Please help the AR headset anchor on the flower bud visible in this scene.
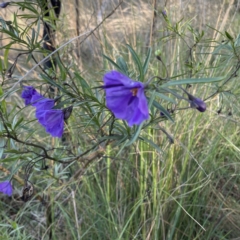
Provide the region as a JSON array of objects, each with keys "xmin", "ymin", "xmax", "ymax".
[
  {"xmin": 63, "ymin": 106, "xmax": 73, "ymax": 120},
  {"xmin": 180, "ymin": 87, "xmax": 206, "ymax": 112},
  {"xmin": 0, "ymin": 2, "xmax": 10, "ymax": 8},
  {"xmin": 189, "ymin": 95, "xmax": 206, "ymax": 112},
  {"xmin": 162, "ymin": 9, "xmax": 168, "ymax": 18},
  {"xmin": 155, "ymin": 49, "xmax": 162, "ymax": 61},
  {"xmin": 155, "ymin": 49, "xmax": 162, "ymax": 56}
]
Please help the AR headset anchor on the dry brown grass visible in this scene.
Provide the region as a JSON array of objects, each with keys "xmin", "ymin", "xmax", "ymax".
[{"xmin": 0, "ymin": 0, "xmax": 239, "ymax": 73}]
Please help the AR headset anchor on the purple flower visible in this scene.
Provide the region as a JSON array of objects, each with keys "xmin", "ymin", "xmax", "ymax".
[
  {"xmin": 36, "ymin": 109, "xmax": 64, "ymax": 137},
  {"xmin": 21, "ymin": 86, "xmax": 68, "ymax": 137},
  {"xmin": 162, "ymin": 9, "xmax": 167, "ymax": 18},
  {"xmin": 103, "ymin": 70, "xmax": 149, "ymax": 126},
  {"xmin": 190, "ymin": 98, "xmax": 206, "ymax": 112},
  {"xmin": 188, "ymin": 95, "xmax": 206, "ymax": 112},
  {"xmin": 0, "ymin": 181, "xmax": 12, "ymax": 196},
  {"xmin": 21, "ymin": 86, "xmax": 55, "ymax": 110}
]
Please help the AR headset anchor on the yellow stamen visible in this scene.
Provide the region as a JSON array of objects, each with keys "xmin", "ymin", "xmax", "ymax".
[{"xmin": 131, "ymin": 88, "xmax": 138, "ymax": 96}]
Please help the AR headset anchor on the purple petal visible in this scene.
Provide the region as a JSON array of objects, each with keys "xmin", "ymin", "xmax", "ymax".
[
  {"xmin": 106, "ymin": 92, "xmax": 133, "ymax": 119},
  {"xmin": 36, "ymin": 109, "xmax": 64, "ymax": 137},
  {"xmin": 0, "ymin": 181, "xmax": 12, "ymax": 196},
  {"xmin": 36, "ymin": 110, "xmax": 48, "ymax": 127},
  {"xmin": 32, "ymin": 96, "xmax": 55, "ymax": 111},
  {"xmin": 21, "ymin": 86, "xmax": 55, "ymax": 110},
  {"xmin": 124, "ymin": 93, "xmax": 149, "ymax": 127},
  {"xmin": 21, "ymin": 86, "xmax": 41, "ymax": 106},
  {"xmin": 137, "ymin": 88, "xmax": 149, "ymax": 117},
  {"xmin": 128, "ymin": 106, "xmax": 147, "ymax": 126},
  {"xmin": 104, "ymin": 70, "xmax": 143, "ymax": 89}
]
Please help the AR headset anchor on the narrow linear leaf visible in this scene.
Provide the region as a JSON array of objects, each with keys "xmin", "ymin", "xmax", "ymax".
[
  {"xmin": 152, "ymin": 100, "xmax": 174, "ymax": 122},
  {"xmin": 35, "ymin": 18, "xmax": 41, "ymax": 45},
  {"xmin": 0, "ymin": 58, "xmax": 2, "ymax": 71},
  {"xmin": 161, "ymin": 76, "xmax": 225, "ymax": 87},
  {"xmin": 126, "ymin": 44, "xmax": 144, "ymax": 81},
  {"xmin": 139, "ymin": 136, "xmax": 162, "ymax": 152},
  {"xmin": 74, "ymin": 72, "xmax": 92, "ymax": 94},
  {"xmin": 103, "ymin": 54, "xmax": 121, "ymax": 70},
  {"xmin": 126, "ymin": 122, "xmax": 144, "ymax": 146},
  {"xmin": 40, "ymin": 73, "xmax": 63, "ymax": 90},
  {"xmin": 31, "ymin": 28, "xmax": 35, "ymax": 45},
  {"xmin": 143, "ymin": 47, "xmax": 152, "ymax": 75},
  {"xmin": 116, "ymin": 56, "xmax": 129, "ymax": 75},
  {"xmin": 155, "ymin": 92, "xmax": 176, "ymax": 103},
  {"xmin": 1, "ymin": 156, "xmax": 20, "ymax": 163},
  {"xmin": 13, "ymin": 117, "xmax": 24, "ymax": 130},
  {"xmin": 0, "ymin": 85, "xmax": 7, "ymax": 113},
  {"xmin": 225, "ymin": 31, "xmax": 234, "ymax": 41},
  {"xmin": 4, "ymin": 47, "xmax": 10, "ymax": 69}
]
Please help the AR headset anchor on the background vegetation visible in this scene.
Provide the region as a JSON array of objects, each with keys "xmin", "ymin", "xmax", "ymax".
[{"xmin": 1, "ymin": 0, "xmax": 240, "ymax": 239}]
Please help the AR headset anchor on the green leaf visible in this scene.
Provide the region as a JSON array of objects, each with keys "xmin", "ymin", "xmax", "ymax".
[
  {"xmin": 12, "ymin": 117, "xmax": 24, "ymax": 130},
  {"xmin": 116, "ymin": 139, "xmax": 129, "ymax": 157},
  {"xmin": 74, "ymin": 72, "xmax": 91, "ymax": 94},
  {"xmin": 139, "ymin": 136, "xmax": 162, "ymax": 152},
  {"xmin": 212, "ymin": 43, "xmax": 233, "ymax": 55},
  {"xmin": 155, "ymin": 92, "xmax": 176, "ymax": 103},
  {"xmin": 1, "ymin": 156, "xmax": 20, "ymax": 163},
  {"xmin": 126, "ymin": 122, "xmax": 144, "ymax": 146},
  {"xmin": 11, "ymin": 221, "xmax": 18, "ymax": 230},
  {"xmin": 152, "ymin": 101, "xmax": 174, "ymax": 122},
  {"xmin": 116, "ymin": 56, "xmax": 129, "ymax": 75},
  {"xmin": 40, "ymin": 73, "xmax": 63, "ymax": 90},
  {"xmin": 126, "ymin": 44, "xmax": 144, "ymax": 81},
  {"xmin": 0, "ymin": 85, "xmax": 6, "ymax": 114},
  {"xmin": 147, "ymin": 90, "xmax": 157, "ymax": 109},
  {"xmin": 31, "ymin": 28, "xmax": 35, "ymax": 45},
  {"xmin": 16, "ymin": 2, "xmax": 39, "ymax": 15},
  {"xmin": 103, "ymin": 54, "xmax": 121, "ymax": 70},
  {"xmin": 235, "ymin": 33, "xmax": 240, "ymax": 47},
  {"xmin": 56, "ymin": 58, "xmax": 67, "ymax": 81},
  {"xmin": 143, "ymin": 47, "xmax": 152, "ymax": 75},
  {"xmin": 35, "ymin": 18, "xmax": 41, "ymax": 45},
  {"xmin": 225, "ymin": 31, "xmax": 234, "ymax": 41},
  {"xmin": 0, "ymin": 135, "xmax": 5, "ymax": 159},
  {"xmin": 160, "ymin": 76, "xmax": 224, "ymax": 87},
  {"xmin": 3, "ymin": 47, "xmax": 10, "ymax": 69}
]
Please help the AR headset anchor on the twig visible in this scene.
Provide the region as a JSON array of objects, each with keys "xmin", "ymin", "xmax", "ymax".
[
  {"xmin": 147, "ymin": 0, "xmax": 157, "ymax": 47},
  {"xmin": 72, "ymin": 147, "xmax": 105, "ymax": 180}
]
